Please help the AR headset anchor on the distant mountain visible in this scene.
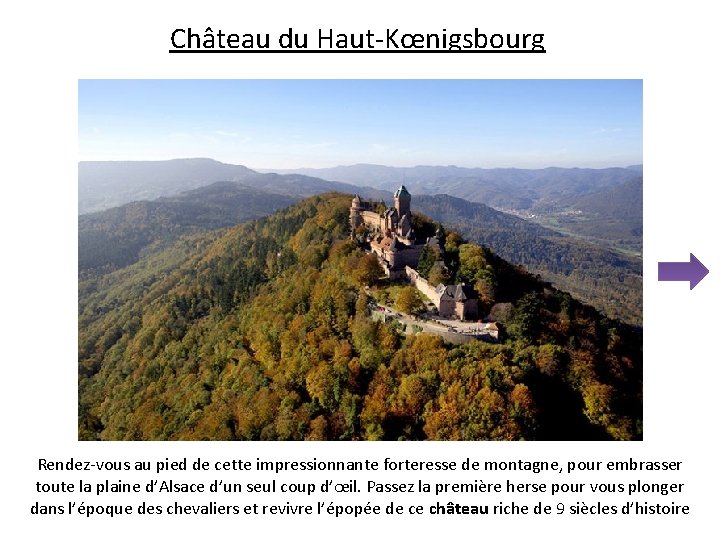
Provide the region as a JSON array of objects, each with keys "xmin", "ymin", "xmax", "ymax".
[
  {"xmin": 79, "ymin": 158, "xmax": 255, "ymax": 214},
  {"xmin": 561, "ymin": 177, "xmax": 642, "ymax": 220},
  {"xmin": 412, "ymin": 194, "xmax": 562, "ymax": 239},
  {"xmin": 79, "ymin": 182, "xmax": 300, "ymax": 276},
  {"xmin": 79, "ymin": 158, "xmax": 387, "ymax": 214},
  {"xmin": 267, "ymin": 163, "xmax": 643, "ymax": 254},
  {"xmin": 266, "ymin": 163, "xmax": 643, "ymax": 208},
  {"xmin": 531, "ymin": 177, "xmax": 643, "ymax": 253}
]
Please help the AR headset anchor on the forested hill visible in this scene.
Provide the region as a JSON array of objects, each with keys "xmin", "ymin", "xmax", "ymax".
[
  {"xmin": 79, "ymin": 193, "xmax": 642, "ymax": 441},
  {"xmin": 79, "ymin": 158, "xmax": 388, "ymax": 214},
  {"xmin": 269, "ymin": 163, "xmax": 644, "ymax": 260},
  {"xmin": 79, "ymin": 159, "xmax": 256, "ymax": 214},
  {"xmin": 413, "ymin": 194, "xmax": 642, "ymax": 325},
  {"xmin": 536, "ymin": 177, "xmax": 643, "ymax": 253},
  {"xmin": 80, "ymin": 180, "xmax": 642, "ymax": 324},
  {"xmin": 79, "ymin": 182, "xmax": 300, "ymax": 277},
  {"xmin": 268, "ymin": 164, "xmax": 642, "ymax": 210}
]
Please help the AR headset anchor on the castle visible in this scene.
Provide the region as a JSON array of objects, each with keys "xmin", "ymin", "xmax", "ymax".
[
  {"xmin": 350, "ymin": 186, "xmax": 479, "ymax": 321},
  {"xmin": 350, "ymin": 186, "xmax": 425, "ymax": 279}
]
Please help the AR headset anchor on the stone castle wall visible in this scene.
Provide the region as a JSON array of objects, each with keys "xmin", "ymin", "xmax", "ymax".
[
  {"xmin": 358, "ymin": 210, "xmax": 383, "ymax": 231},
  {"xmin": 406, "ymin": 267, "xmax": 441, "ymax": 305}
]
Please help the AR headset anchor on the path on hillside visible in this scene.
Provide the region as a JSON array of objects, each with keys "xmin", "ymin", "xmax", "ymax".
[{"xmin": 368, "ymin": 299, "xmax": 498, "ymax": 342}]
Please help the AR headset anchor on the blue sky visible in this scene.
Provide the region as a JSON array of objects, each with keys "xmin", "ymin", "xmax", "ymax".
[{"xmin": 78, "ymin": 80, "xmax": 642, "ymax": 168}]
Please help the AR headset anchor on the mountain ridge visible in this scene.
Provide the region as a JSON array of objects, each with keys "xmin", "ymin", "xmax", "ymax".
[
  {"xmin": 79, "ymin": 158, "xmax": 388, "ymax": 214},
  {"xmin": 79, "ymin": 180, "xmax": 642, "ymax": 324},
  {"xmin": 263, "ymin": 163, "xmax": 643, "ymax": 252}
]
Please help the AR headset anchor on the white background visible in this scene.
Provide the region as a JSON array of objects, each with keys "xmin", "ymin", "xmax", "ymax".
[{"xmin": 2, "ymin": 0, "xmax": 718, "ymax": 538}]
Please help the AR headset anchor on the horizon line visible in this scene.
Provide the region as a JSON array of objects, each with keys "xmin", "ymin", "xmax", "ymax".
[{"xmin": 78, "ymin": 157, "xmax": 643, "ymax": 170}]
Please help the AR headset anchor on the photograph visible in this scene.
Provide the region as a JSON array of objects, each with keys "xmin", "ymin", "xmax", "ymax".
[{"xmin": 78, "ymin": 79, "xmax": 642, "ymax": 441}]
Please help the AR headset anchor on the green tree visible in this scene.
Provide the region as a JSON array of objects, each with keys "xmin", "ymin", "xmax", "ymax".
[
  {"xmin": 445, "ymin": 231, "xmax": 464, "ymax": 251},
  {"xmin": 395, "ymin": 286, "xmax": 424, "ymax": 315},
  {"xmin": 417, "ymin": 245, "xmax": 441, "ymax": 278},
  {"xmin": 457, "ymin": 244, "xmax": 487, "ymax": 282},
  {"xmin": 427, "ymin": 262, "xmax": 451, "ymax": 286},
  {"xmin": 506, "ymin": 292, "xmax": 543, "ymax": 343},
  {"xmin": 352, "ymin": 254, "xmax": 384, "ymax": 286}
]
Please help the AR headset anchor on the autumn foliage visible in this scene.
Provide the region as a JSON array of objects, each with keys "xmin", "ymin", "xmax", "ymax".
[{"xmin": 79, "ymin": 194, "xmax": 642, "ymax": 441}]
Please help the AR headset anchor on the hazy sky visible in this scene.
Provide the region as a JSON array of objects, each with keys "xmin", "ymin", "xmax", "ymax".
[{"xmin": 78, "ymin": 80, "xmax": 642, "ymax": 169}]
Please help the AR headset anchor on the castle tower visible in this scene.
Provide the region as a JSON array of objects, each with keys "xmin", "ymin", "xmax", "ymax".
[
  {"xmin": 394, "ymin": 185, "xmax": 411, "ymax": 219},
  {"xmin": 350, "ymin": 194, "xmax": 362, "ymax": 228}
]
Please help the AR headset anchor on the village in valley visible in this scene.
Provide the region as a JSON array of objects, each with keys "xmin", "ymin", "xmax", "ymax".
[{"xmin": 350, "ymin": 186, "xmax": 500, "ymax": 343}]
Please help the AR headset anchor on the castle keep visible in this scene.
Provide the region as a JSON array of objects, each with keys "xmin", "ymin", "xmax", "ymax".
[{"xmin": 350, "ymin": 186, "xmax": 479, "ymax": 321}]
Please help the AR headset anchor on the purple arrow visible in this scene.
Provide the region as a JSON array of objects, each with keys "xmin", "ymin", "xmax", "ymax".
[{"xmin": 658, "ymin": 253, "xmax": 709, "ymax": 290}]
